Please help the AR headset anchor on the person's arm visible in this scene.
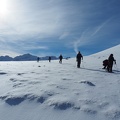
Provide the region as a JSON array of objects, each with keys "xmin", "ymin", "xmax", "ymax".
[
  {"xmin": 81, "ymin": 54, "xmax": 83, "ymax": 60},
  {"xmin": 114, "ymin": 58, "xmax": 116, "ymax": 64},
  {"xmin": 76, "ymin": 55, "xmax": 78, "ymax": 61}
]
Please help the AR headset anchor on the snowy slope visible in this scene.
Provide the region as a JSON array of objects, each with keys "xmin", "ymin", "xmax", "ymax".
[
  {"xmin": 0, "ymin": 44, "xmax": 120, "ymax": 120},
  {"xmin": 89, "ymin": 44, "xmax": 120, "ymax": 63}
]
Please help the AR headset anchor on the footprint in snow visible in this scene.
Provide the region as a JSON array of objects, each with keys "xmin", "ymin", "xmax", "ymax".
[
  {"xmin": 81, "ymin": 107, "xmax": 97, "ymax": 114},
  {"xmin": 80, "ymin": 81, "xmax": 95, "ymax": 86},
  {"xmin": 50, "ymin": 101, "xmax": 74, "ymax": 110},
  {"xmin": 5, "ymin": 97, "xmax": 25, "ymax": 106},
  {"xmin": 0, "ymin": 72, "xmax": 7, "ymax": 75},
  {"xmin": 17, "ymin": 73, "xmax": 25, "ymax": 76},
  {"xmin": 105, "ymin": 109, "xmax": 120, "ymax": 120}
]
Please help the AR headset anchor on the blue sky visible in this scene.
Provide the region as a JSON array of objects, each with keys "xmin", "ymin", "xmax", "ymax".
[{"xmin": 0, "ymin": 0, "xmax": 120, "ymax": 57}]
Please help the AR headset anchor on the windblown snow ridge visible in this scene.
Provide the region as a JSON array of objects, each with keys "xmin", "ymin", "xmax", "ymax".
[
  {"xmin": 0, "ymin": 94, "xmax": 75, "ymax": 110},
  {"xmin": 1, "ymin": 93, "xmax": 120, "ymax": 120}
]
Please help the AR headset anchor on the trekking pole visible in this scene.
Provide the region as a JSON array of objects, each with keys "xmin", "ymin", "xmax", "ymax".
[
  {"xmin": 114, "ymin": 63, "xmax": 119, "ymax": 71},
  {"xmin": 75, "ymin": 61, "xmax": 77, "ymax": 68},
  {"xmin": 81, "ymin": 60, "xmax": 84, "ymax": 68},
  {"xmin": 113, "ymin": 61, "xmax": 119, "ymax": 72}
]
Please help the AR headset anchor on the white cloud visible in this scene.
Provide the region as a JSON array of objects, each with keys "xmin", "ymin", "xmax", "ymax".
[
  {"xmin": 91, "ymin": 19, "xmax": 111, "ymax": 36},
  {"xmin": 22, "ymin": 45, "xmax": 49, "ymax": 51},
  {"xmin": 0, "ymin": 50, "xmax": 21, "ymax": 57},
  {"xmin": 59, "ymin": 32, "xmax": 70, "ymax": 40},
  {"xmin": 0, "ymin": 0, "xmax": 67, "ymax": 39},
  {"xmin": 0, "ymin": 0, "xmax": 119, "ymax": 56},
  {"xmin": 73, "ymin": 19, "xmax": 111, "ymax": 53}
]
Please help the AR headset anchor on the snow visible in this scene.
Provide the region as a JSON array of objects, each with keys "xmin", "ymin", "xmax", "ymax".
[{"xmin": 0, "ymin": 44, "xmax": 120, "ymax": 120}]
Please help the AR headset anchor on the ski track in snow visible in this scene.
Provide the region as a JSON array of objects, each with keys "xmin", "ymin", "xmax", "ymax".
[{"xmin": 0, "ymin": 45, "xmax": 120, "ymax": 120}]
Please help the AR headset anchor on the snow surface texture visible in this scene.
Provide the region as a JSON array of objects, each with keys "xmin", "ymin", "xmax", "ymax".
[{"xmin": 0, "ymin": 44, "xmax": 120, "ymax": 120}]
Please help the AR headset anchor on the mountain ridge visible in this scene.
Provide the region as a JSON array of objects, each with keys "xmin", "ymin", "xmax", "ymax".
[{"xmin": 0, "ymin": 53, "xmax": 58, "ymax": 61}]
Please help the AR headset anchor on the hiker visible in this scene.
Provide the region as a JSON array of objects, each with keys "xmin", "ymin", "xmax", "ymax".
[
  {"xmin": 102, "ymin": 59, "xmax": 109, "ymax": 69},
  {"xmin": 107, "ymin": 54, "xmax": 116, "ymax": 72},
  {"xmin": 49, "ymin": 56, "xmax": 51, "ymax": 62},
  {"xmin": 59, "ymin": 54, "xmax": 63, "ymax": 63},
  {"xmin": 76, "ymin": 51, "xmax": 83, "ymax": 68},
  {"xmin": 37, "ymin": 57, "xmax": 40, "ymax": 62}
]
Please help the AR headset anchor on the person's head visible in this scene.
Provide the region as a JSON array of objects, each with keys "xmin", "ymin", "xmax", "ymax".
[
  {"xmin": 110, "ymin": 54, "xmax": 113, "ymax": 57},
  {"xmin": 78, "ymin": 51, "xmax": 80, "ymax": 54}
]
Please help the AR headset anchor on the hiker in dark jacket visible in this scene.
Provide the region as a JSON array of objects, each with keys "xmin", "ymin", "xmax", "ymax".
[
  {"xmin": 59, "ymin": 54, "xmax": 63, "ymax": 63},
  {"xmin": 49, "ymin": 56, "xmax": 51, "ymax": 62},
  {"xmin": 76, "ymin": 51, "xmax": 83, "ymax": 68},
  {"xmin": 37, "ymin": 57, "xmax": 40, "ymax": 62},
  {"xmin": 107, "ymin": 54, "xmax": 116, "ymax": 72},
  {"xmin": 102, "ymin": 59, "xmax": 108, "ymax": 69}
]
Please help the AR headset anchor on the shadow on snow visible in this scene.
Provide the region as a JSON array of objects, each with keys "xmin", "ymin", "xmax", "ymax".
[{"xmin": 80, "ymin": 67, "xmax": 120, "ymax": 74}]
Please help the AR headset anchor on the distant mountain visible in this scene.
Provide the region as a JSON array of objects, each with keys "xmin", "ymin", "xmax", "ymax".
[
  {"xmin": 14, "ymin": 53, "xmax": 37, "ymax": 61},
  {"xmin": 0, "ymin": 53, "xmax": 58, "ymax": 61},
  {"xmin": 0, "ymin": 55, "xmax": 13, "ymax": 61}
]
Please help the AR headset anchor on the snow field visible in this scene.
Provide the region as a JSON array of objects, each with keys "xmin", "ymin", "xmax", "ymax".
[{"xmin": 0, "ymin": 44, "xmax": 120, "ymax": 120}]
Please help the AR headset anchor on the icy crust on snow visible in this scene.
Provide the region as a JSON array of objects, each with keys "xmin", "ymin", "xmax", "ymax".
[{"xmin": 0, "ymin": 44, "xmax": 120, "ymax": 120}]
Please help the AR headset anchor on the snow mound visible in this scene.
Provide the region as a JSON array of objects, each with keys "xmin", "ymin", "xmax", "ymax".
[
  {"xmin": 104, "ymin": 108, "xmax": 120, "ymax": 119},
  {"xmin": 49, "ymin": 100, "xmax": 74, "ymax": 110}
]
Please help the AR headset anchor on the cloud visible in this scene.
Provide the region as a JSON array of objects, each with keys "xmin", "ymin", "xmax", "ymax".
[
  {"xmin": 0, "ymin": 0, "xmax": 67, "ymax": 38},
  {"xmin": 21, "ymin": 45, "xmax": 49, "ymax": 51},
  {"xmin": 91, "ymin": 19, "xmax": 111, "ymax": 36},
  {"xmin": 59, "ymin": 32, "xmax": 70, "ymax": 40},
  {"xmin": 73, "ymin": 30, "xmax": 90, "ymax": 53},
  {"xmin": 0, "ymin": 0, "xmax": 82, "ymax": 57},
  {"xmin": 0, "ymin": 50, "xmax": 21, "ymax": 57},
  {"xmin": 0, "ymin": 0, "xmax": 88, "ymax": 41},
  {"xmin": 73, "ymin": 19, "xmax": 111, "ymax": 53},
  {"xmin": 0, "ymin": 0, "xmax": 119, "ymax": 57}
]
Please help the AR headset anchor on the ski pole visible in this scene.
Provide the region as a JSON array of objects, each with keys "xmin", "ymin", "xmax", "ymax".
[
  {"xmin": 114, "ymin": 63, "xmax": 119, "ymax": 71},
  {"xmin": 115, "ymin": 64, "xmax": 119, "ymax": 71},
  {"xmin": 82, "ymin": 60, "xmax": 84, "ymax": 68}
]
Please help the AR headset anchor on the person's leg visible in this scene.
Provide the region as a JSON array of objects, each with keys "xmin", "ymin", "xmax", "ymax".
[
  {"xmin": 110, "ymin": 64, "xmax": 113, "ymax": 72},
  {"xmin": 107, "ymin": 65, "xmax": 109, "ymax": 72},
  {"xmin": 77, "ymin": 61, "xmax": 80, "ymax": 68}
]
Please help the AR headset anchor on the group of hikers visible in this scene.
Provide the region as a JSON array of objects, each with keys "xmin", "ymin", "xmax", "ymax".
[
  {"xmin": 37, "ymin": 55, "xmax": 63, "ymax": 63},
  {"xmin": 37, "ymin": 51, "xmax": 116, "ymax": 73},
  {"xmin": 76, "ymin": 51, "xmax": 116, "ymax": 73}
]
